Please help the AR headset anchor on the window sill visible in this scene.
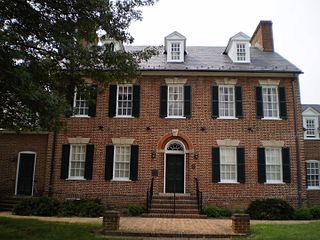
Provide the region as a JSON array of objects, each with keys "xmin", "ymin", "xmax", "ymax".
[
  {"xmin": 71, "ymin": 115, "xmax": 90, "ymax": 118},
  {"xmin": 218, "ymin": 181, "xmax": 240, "ymax": 184},
  {"xmin": 262, "ymin": 117, "xmax": 281, "ymax": 120},
  {"xmin": 304, "ymin": 138, "xmax": 320, "ymax": 140},
  {"xmin": 217, "ymin": 117, "xmax": 238, "ymax": 120},
  {"xmin": 66, "ymin": 178, "xmax": 86, "ymax": 181},
  {"xmin": 264, "ymin": 182, "xmax": 285, "ymax": 185},
  {"xmin": 111, "ymin": 179, "xmax": 132, "ymax": 182},
  {"xmin": 307, "ymin": 187, "xmax": 320, "ymax": 190},
  {"xmin": 114, "ymin": 116, "xmax": 134, "ymax": 119},
  {"xmin": 165, "ymin": 116, "xmax": 186, "ymax": 119}
]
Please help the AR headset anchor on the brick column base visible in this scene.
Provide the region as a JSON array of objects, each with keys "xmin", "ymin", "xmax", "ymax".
[
  {"xmin": 103, "ymin": 211, "xmax": 120, "ymax": 231},
  {"xmin": 232, "ymin": 213, "xmax": 250, "ymax": 234}
]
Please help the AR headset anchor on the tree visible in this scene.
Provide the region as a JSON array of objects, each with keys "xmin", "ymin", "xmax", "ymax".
[{"xmin": 0, "ymin": 0, "xmax": 158, "ymax": 131}]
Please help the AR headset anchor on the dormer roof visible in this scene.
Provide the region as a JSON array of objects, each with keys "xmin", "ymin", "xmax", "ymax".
[
  {"xmin": 164, "ymin": 31, "xmax": 186, "ymax": 53},
  {"xmin": 224, "ymin": 32, "xmax": 251, "ymax": 54}
]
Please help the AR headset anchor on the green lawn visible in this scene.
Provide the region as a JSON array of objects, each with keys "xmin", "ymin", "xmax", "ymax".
[{"xmin": 236, "ymin": 221, "xmax": 320, "ymax": 240}]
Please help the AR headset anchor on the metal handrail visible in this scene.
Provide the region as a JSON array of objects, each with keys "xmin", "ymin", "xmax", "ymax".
[
  {"xmin": 195, "ymin": 178, "xmax": 203, "ymax": 214},
  {"xmin": 146, "ymin": 178, "xmax": 154, "ymax": 213}
]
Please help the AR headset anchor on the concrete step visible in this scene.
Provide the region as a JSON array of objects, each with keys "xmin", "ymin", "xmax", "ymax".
[
  {"xmin": 151, "ymin": 203, "xmax": 198, "ymax": 209},
  {"xmin": 142, "ymin": 213, "xmax": 207, "ymax": 219},
  {"xmin": 149, "ymin": 208, "xmax": 199, "ymax": 214}
]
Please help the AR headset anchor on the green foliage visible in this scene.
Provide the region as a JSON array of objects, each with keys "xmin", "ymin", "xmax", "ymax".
[
  {"xmin": 294, "ymin": 208, "xmax": 313, "ymax": 220},
  {"xmin": 203, "ymin": 204, "xmax": 221, "ymax": 218},
  {"xmin": 127, "ymin": 204, "xmax": 145, "ymax": 216},
  {"xmin": 310, "ymin": 205, "xmax": 320, "ymax": 219},
  {"xmin": 218, "ymin": 208, "xmax": 233, "ymax": 217},
  {"xmin": 0, "ymin": 0, "xmax": 158, "ymax": 131},
  {"xmin": 246, "ymin": 198, "xmax": 294, "ymax": 220},
  {"xmin": 13, "ymin": 197, "xmax": 104, "ymax": 217}
]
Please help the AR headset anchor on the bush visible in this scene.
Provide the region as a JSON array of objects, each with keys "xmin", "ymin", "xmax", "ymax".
[
  {"xmin": 246, "ymin": 198, "xmax": 294, "ymax": 220},
  {"xmin": 128, "ymin": 204, "xmax": 145, "ymax": 216},
  {"xmin": 203, "ymin": 204, "xmax": 220, "ymax": 218},
  {"xmin": 58, "ymin": 199, "xmax": 104, "ymax": 217},
  {"xmin": 294, "ymin": 208, "xmax": 313, "ymax": 220},
  {"xmin": 13, "ymin": 197, "xmax": 60, "ymax": 216},
  {"xmin": 310, "ymin": 205, "xmax": 320, "ymax": 219},
  {"xmin": 218, "ymin": 208, "xmax": 233, "ymax": 217}
]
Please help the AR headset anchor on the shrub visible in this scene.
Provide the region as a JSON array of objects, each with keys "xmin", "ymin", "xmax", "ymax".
[
  {"xmin": 218, "ymin": 208, "xmax": 233, "ymax": 217},
  {"xmin": 128, "ymin": 204, "xmax": 145, "ymax": 216},
  {"xmin": 294, "ymin": 208, "xmax": 313, "ymax": 220},
  {"xmin": 203, "ymin": 204, "xmax": 220, "ymax": 218},
  {"xmin": 310, "ymin": 205, "xmax": 320, "ymax": 219},
  {"xmin": 58, "ymin": 200, "xmax": 79, "ymax": 217},
  {"xmin": 246, "ymin": 198, "xmax": 294, "ymax": 220},
  {"xmin": 13, "ymin": 198, "xmax": 35, "ymax": 216},
  {"xmin": 32, "ymin": 197, "xmax": 60, "ymax": 216},
  {"xmin": 58, "ymin": 199, "xmax": 104, "ymax": 217}
]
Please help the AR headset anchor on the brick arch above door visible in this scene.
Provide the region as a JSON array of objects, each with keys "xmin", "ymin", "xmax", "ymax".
[{"xmin": 157, "ymin": 130, "xmax": 193, "ymax": 152}]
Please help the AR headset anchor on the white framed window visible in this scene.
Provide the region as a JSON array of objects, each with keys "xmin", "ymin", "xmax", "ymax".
[
  {"xmin": 236, "ymin": 43, "xmax": 246, "ymax": 61},
  {"xmin": 69, "ymin": 144, "xmax": 86, "ymax": 179},
  {"xmin": 307, "ymin": 160, "xmax": 320, "ymax": 189},
  {"xmin": 262, "ymin": 86, "xmax": 279, "ymax": 119},
  {"xmin": 219, "ymin": 85, "xmax": 235, "ymax": 118},
  {"xmin": 265, "ymin": 148, "xmax": 282, "ymax": 183},
  {"xmin": 220, "ymin": 147, "xmax": 237, "ymax": 183},
  {"xmin": 116, "ymin": 84, "xmax": 133, "ymax": 117},
  {"xmin": 73, "ymin": 89, "xmax": 89, "ymax": 116},
  {"xmin": 113, "ymin": 145, "xmax": 131, "ymax": 180},
  {"xmin": 171, "ymin": 42, "xmax": 181, "ymax": 61},
  {"xmin": 304, "ymin": 117, "xmax": 319, "ymax": 139},
  {"xmin": 167, "ymin": 85, "xmax": 184, "ymax": 117}
]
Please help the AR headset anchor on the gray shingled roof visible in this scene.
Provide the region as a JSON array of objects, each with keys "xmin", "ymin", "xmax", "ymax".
[
  {"xmin": 125, "ymin": 46, "xmax": 301, "ymax": 73},
  {"xmin": 302, "ymin": 104, "xmax": 320, "ymax": 113}
]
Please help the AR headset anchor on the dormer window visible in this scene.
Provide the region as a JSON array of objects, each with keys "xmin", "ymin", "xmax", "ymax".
[
  {"xmin": 236, "ymin": 43, "xmax": 246, "ymax": 61},
  {"xmin": 165, "ymin": 31, "xmax": 186, "ymax": 63},
  {"xmin": 224, "ymin": 32, "xmax": 251, "ymax": 63}
]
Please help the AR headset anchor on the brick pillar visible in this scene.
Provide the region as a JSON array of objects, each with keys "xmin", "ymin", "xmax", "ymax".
[
  {"xmin": 103, "ymin": 211, "xmax": 120, "ymax": 231},
  {"xmin": 232, "ymin": 214, "xmax": 250, "ymax": 234}
]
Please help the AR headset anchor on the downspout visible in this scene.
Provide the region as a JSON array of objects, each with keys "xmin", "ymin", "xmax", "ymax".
[
  {"xmin": 291, "ymin": 77, "xmax": 302, "ymax": 207},
  {"xmin": 48, "ymin": 132, "xmax": 57, "ymax": 196}
]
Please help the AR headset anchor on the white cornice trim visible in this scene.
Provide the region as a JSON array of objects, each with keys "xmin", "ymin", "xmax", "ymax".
[
  {"xmin": 259, "ymin": 79, "xmax": 280, "ymax": 86},
  {"xmin": 261, "ymin": 140, "xmax": 285, "ymax": 147},
  {"xmin": 217, "ymin": 139, "xmax": 240, "ymax": 147},
  {"xmin": 68, "ymin": 137, "xmax": 90, "ymax": 144},
  {"xmin": 215, "ymin": 78, "xmax": 238, "ymax": 85},
  {"xmin": 112, "ymin": 138, "xmax": 135, "ymax": 145},
  {"xmin": 165, "ymin": 77, "xmax": 187, "ymax": 84}
]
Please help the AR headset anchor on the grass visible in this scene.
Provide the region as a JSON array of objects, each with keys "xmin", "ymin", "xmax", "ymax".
[
  {"xmin": 0, "ymin": 216, "xmax": 122, "ymax": 240},
  {"xmin": 236, "ymin": 221, "xmax": 320, "ymax": 240}
]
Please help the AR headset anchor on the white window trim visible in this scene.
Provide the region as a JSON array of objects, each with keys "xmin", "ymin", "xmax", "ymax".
[
  {"xmin": 265, "ymin": 147, "xmax": 283, "ymax": 184},
  {"xmin": 306, "ymin": 160, "xmax": 320, "ymax": 190},
  {"xmin": 116, "ymin": 84, "xmax": 133, "ymax": 118},
  {"xmin": 112, "ymin": 145, "xmax": 131, "ymax": 181},
  {"xmin": 304, "ymin": 116, "xmax": 319, "ymax": 139},
  {"xmin": 233, "ymin": 42, "xmax": 250, "ymax": 63},
  {"xmin": 218, "ymin": 85, "xmax": 236, "ymax": 119},
  {"xmin": 167, "ymin": 41, "xmax": 184, "ymax": 63},
  {"xmin": 262, "ymin": 85, "xmax": 280, "ymax": 120},
  {"xmin": 167, "ymin": 84, "xmax": 184, "ymax": 118},
  {"xmin": 73, "ymin": 88, "xmax": 89, "ymax": 117},
  {"xmin": 219, "ymin": 146, "xmax": 238, "ymax": 184},
  {"xmin": 67, "ymin": 144, "xmax": 86, "ymax": 180}
]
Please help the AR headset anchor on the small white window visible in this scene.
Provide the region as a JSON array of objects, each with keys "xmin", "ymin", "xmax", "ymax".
[
  {"xmin": 69, "ymin": 144, "xmax": 86, "ymax": 179},
  {"xmin": 171, "ymin": 43, "xmax": 181, "ymax": 61},
  {"xmin": 219, "ymin": 85, "xmax": 235, "ymax": 118},
  {"xmin": 220, "ymin": 147, "xmax": 237, "ymax": 183},
  {"xmin": 73, "ymin": 89, "xmax": 89, "ymax": 116},
  {"xmin": 265, "ymin": 148, "xmax": 282, "ymax": 183},
  {"xmin": 113, "ymin": 145, "xmax": 131, "ymax": 180},
  {"xmin": 167, "ymin": 85, "xmax": 184, "ymax": 117},
  {"xmin": 304, "ymin": 117, "xmax": 319, "ymax": 139},
  {"xmin": 116, "ymin": 85, "xmax": 133, "ymax": 117},
  {"xmin": 262, "ymin": 86, "xmax": 279, "ymax": 119},
  {"xmin": 307, "ymin": 160, "xmax": 320, "ymax": 189},
  {"xmin": 236, "ymin": 43, "xmax": 246, "ymax": 61}
]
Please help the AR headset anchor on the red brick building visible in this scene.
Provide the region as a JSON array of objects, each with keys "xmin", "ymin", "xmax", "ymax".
[{"xmin": 0, "ymin": 21, "xmax": 309, "ymax": 209}]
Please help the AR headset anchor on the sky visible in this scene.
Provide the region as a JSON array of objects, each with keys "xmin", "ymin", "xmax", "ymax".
[{"xmin": 128, "ymin": 0, "xmax": 320, "ymax": 104}]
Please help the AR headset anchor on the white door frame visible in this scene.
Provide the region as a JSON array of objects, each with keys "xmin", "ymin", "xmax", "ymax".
[
  {"xmin": 15, "ymin": 151, "xmax": 37, "ymax": 196},
  {"xmin": 163, "ymin": 140, "xmax": 186, "ymax": 194}
]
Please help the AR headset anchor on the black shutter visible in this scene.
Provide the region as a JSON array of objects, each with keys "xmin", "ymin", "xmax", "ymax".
[
  {"xmin": 282, "ymin": 147, "xmax": 291, "ymax": 183},
  {"xmin": 256, "ymin": 87, "xmax": 263, "ymax": 119},
  {"xmin": 279, "ymin": 87, "xmax": 287, "ymax": 120},
  {"xmin": 235, "ymin": 86, "xmax": 243, "ymax": 118},
  {"xmin": 237, "ymin": 148, "xmax": 245, "ymax": 183},
  {"xmin": 184, "ymin": 86, "xmax": 192, "ymax": 118},
  {"xmin": 65, "ymin": 86, "xmax": 75, "ymax": 117},
  {"xmin": 108, "ymin": 85, "xmax": 117, "ymax": 117},
  {"xmin": 212, "ymin": 86, "xmax": 219, "ymax": 118},
  {"xmin": 88, "ymin": 85, "xmax": 97, "ymax": 117},
  {"xmin": 132, "ymin": 85, "xmax": 140, "ymax": 117},
  {"xmin": 105, "ymin": 145, "xmax": 114, "ymax": 180},
  {"xmin": 130, "ymin": 145, "xmax": 139, "ymax": 181},
  {"xmin": 84, "ymin": 144, "xmax": 94, "ymax": 180},
  {"xmin": 257, "ymin": 148, "xmax": 266, "ymax": 183},
  {"xmin": 160, "ymin": 86, "xmax": 168, "ymax": 118},
  {"xmin": 212, "ymin": 147, "xmax": 220, "ymax": 183},
  {"xmin": 60, "ymin": 144, "xmax": 70, "ymax": 179}
]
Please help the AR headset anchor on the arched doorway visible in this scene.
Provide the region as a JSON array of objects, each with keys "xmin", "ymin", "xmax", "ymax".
[{"xmin": 164, "ymin": 140, "xmax": 186, "ymax": 193}]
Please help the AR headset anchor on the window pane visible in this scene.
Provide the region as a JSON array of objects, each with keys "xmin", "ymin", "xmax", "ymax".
[
  {"xmin": 74, "ymin": 90, "xmax": 89, "ymax": 116},
  {"xmin": 263, "ymin": 86, "xmax": 279, "ymax": 118},
  {"xmin": 171, "ymin": 43, "xmax": 181, "ymax": 60},
  {"xmin": 69, "ymin": 145, "xmax": 86, "ymax": 178},
  {"xmin": 168, "ymin": 85, "xmax": 184, "ymax": 117},
  {"xmin": 265, "ymin": 148, "xmax": 282, "ymax": 182},
  {"xmin": 219, "ymin": 86, "xmax": 235, "ymax": 117},
  {"xmin": 236, "ymin": 43, "xmax": 246, "ymax": 61},
  {"xmin": 117, "ymin": 85, "xmax": 133, "ymax": 116},
  {"xmin": 114, "ymin": 146, "xmax": 131, "ymax": 179},
  {"xmin": 307, "ymin": 161, "xmax": 320, "ymax": 187},
  {"xmin": 220, "ymin": 147, "xmax": 237, "ymax": 182}
]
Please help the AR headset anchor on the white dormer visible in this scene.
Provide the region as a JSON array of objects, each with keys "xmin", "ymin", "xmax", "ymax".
[
  {"xmin": 99, "ymin": 38, "xmax": 124, "ymax": 51},
  {"xmin": 302, "ymin": 107, "xmax": 320, "ymax": 139},
  {"xmin": 164, "ymin": 31, "xmax": 186, "ymax": 63},
  {"xmin": 224, "ymin": 32, "xmax": 251, "ymax": 63}
]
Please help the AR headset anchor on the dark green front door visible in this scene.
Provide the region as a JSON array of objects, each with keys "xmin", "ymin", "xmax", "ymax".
[
  {"xmin": 16, "ymin": 153, "xmax": 35, "ymax": 196},
  {"xmin": 166, "ymin": 154, "xmax": 184, "ymax": 193}
]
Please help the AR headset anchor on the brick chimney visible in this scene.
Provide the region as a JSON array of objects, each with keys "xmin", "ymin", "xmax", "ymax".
[{"xmin": 250, "ymin": 21, "xmax": 274, "ymax": 52}]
